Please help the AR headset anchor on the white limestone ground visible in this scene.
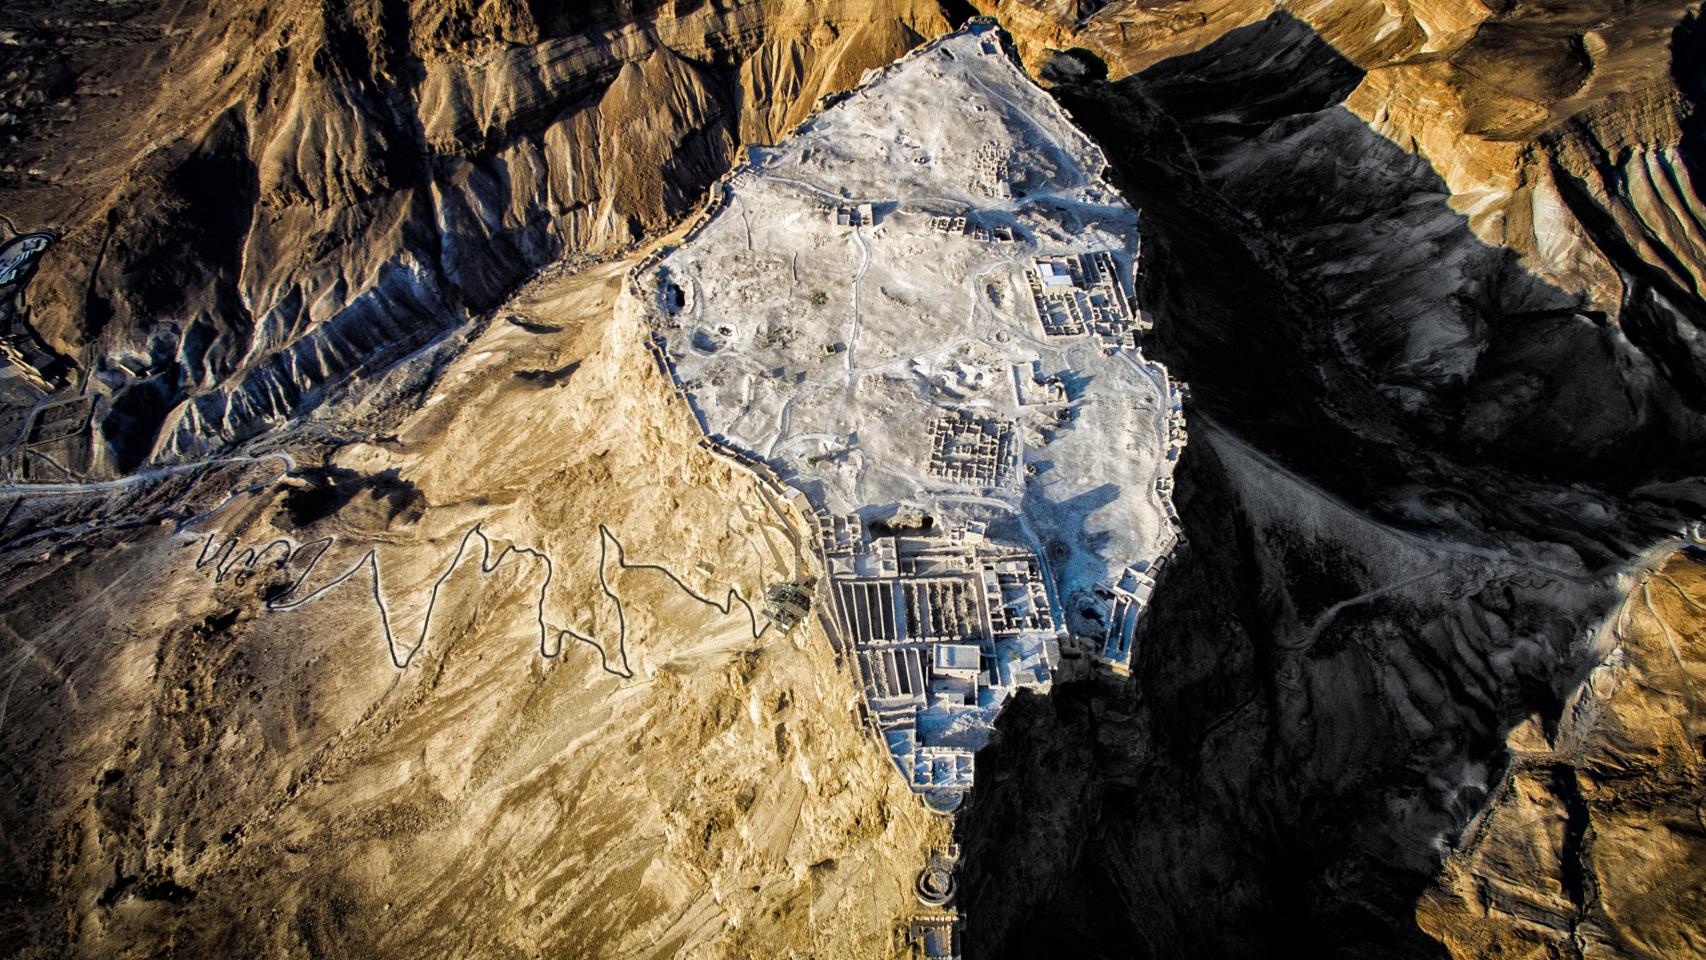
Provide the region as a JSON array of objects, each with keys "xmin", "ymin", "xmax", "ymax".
[
  {"xmin": 640, "ymin": 23, "xmax": 1185, "ymax": 807},
  {"xmin": 657, "ymin": 26, "xmax": 1177, "ymax": 600}
]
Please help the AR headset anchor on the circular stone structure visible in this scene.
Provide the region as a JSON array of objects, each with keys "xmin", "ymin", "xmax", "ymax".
[
  {"xmin": 915, "ymin": 862, "xmax": 957, "ymax": 907},
  {"xmin": 924, "ymin": 789, "xmax": 965, "ymax": 815}
]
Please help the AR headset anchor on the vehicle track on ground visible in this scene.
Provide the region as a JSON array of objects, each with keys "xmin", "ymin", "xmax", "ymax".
[{"xmin": 0, "ymin": 451, "xmax": 297, "ymax": 496}]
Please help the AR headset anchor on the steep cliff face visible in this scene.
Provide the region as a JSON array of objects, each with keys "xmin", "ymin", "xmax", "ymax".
[
  {"xmin": 5, "ymin": 2, "xmax": 1706, "ymax": 958},
  {"xmin": 1, "ymin": 0, "xmax": 947, "ymax": 478},
  {"xmin": 0, "ymin": 261, "xmax": 949, "ymax": 958},
  {"xmin": 946, "ymin": 3, "xmax": 1706, "ymax": 958},
  {"xmin": 1419, "ymin": 548, "xmax": 1706, "ymax": 960},
  {"xmin": 978, "ymin": 0, "xmax": 1706, "ymax": 476}
]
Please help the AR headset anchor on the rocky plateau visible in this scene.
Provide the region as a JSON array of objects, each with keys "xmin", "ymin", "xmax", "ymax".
[{"xmin": 0, "ymin": 1, "xmax": 1703, "ymax": 958}]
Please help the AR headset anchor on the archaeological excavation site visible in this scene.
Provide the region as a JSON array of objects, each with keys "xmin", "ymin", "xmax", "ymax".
[{"xmin": 0, "ymin": 1, "xmax": 1703, "ymax": 958}]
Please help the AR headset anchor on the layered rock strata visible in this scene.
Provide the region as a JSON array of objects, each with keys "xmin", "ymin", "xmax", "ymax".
[{"xmin": 0, "ymin": 0, "xmax": 949, "ymax": 478}]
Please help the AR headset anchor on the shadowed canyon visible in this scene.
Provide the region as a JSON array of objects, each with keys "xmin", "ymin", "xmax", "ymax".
[{"xmin": 0, "ymin": 1, "xmax": 1703, "ymax": 958}]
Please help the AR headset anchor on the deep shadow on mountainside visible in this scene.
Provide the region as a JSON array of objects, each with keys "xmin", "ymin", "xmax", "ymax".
[
  {"xmin": 954, "ymin": 11, "xmax": 1706, "ymax": 960},
  {"xmin": 0, "ymin": 0, "xmax": 951, "ymax": 476},
  {"xmin": 1, "ymin": 1, "xmax": 1705, "ymax": 957}
]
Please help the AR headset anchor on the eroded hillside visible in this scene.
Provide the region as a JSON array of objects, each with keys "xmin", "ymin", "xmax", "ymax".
[
  {"xmin": 2, "ymin": 1, "xmax": 1706, "ymax": 958},
  {"xmin": 1420, "ymin": 547, "xmax": 1706, "ymax": 960},
  {"xmin": 0, "ymin": 259, "xmax": 949, "ymax": 958},
  {"xmin": 0, "ymin": 0, "xmax": 948, "ymax": 477},
  {"xmin": 949, "ymin": 2, "xmax": 1706, "ymax": 957}
]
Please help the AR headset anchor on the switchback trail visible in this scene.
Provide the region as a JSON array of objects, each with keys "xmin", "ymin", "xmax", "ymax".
[{"xmin": 194, "ymin": 521, "xmax": 772, "ymax": 679}]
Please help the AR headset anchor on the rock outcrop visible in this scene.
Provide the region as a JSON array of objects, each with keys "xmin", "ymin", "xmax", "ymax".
[
  {"xmin": 0, "ymin": 261, "xmax": 948, "ymax": 958},
  {"xmin": 946, "ymin": 3, "xmax": 1706, "ymax": 958},
  {"xmin": 4, "ymin": 1, "xmax": 1706, "ymax": 958},
  {"xmin": 1, "ymin": 0, "xmax": 947, "ymax": 478},
  {"xmin": 1419, "ymin": 548, "xmax": 1706, "ymax": 960}
]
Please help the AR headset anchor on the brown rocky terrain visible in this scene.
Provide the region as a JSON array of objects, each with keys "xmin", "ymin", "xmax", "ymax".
[
  {"xmin": 0, "ymin": 259, "xmax": 948, "ymax": 958},
  {"xmin": 947, "ymin": 2, "xmax": 1706, "ymax": 958},
  {"xmin": 2, "ymin": 0, "xmax": 1706, "ymax": 957},
  {"xmin": 0, "ymin": 0, "xmax": 947, "ymax": 477},
  {"xmin": 1419, "ymin": 547, "xmax": 1706, "ymax": 959}
]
